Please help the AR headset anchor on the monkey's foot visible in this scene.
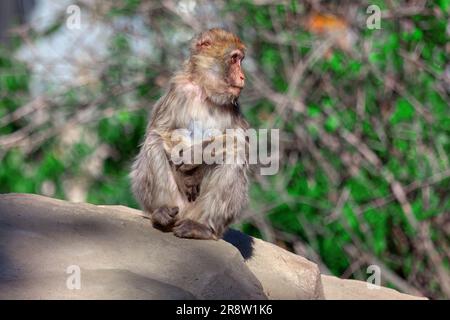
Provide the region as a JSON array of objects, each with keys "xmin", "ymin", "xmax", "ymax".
[
  {"xmin": 173, "ymin": 219, "xmax": 217, "ymax": 240},
  {"xmin": 152, "ymin": 206, "xmax": 179, "ymax": 228}
]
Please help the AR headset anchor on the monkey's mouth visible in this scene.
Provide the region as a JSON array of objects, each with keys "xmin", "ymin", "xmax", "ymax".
[
  {"xmin": 228, "ymin": 86, "xmax": 243, "ymax": 97},
  {"xmin": 229, "ymin": 85, "xmax": 244, "ymax": 92}
]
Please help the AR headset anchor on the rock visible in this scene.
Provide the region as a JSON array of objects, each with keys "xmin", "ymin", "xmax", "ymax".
[
  {"xmin": 0, "ymin": 193, "xmax": 426, "ymax": 300},
  {"xmin": 321, "ymin": 275, "xmax": 427, "ymax": 300},
  {"xmin": 0, "ymin": 193, "xmax": 265, "ymax": 299},
  {"xmin": 224, "ymin": 229, "xmax": 323, "ymax": 299}
]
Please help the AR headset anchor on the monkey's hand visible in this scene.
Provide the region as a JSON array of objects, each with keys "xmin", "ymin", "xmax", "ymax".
[{"xmin": 175, "ymin": 136, "xmax": 215, "ymax": 172}]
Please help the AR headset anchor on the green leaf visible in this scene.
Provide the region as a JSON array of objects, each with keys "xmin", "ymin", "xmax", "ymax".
[
  {"xmin": 325, "ymin": 115, "xmax": 340, "ymax": 132},
  {"xmin": 438, "ymin": 0, "xmax": 450, "ymax": 11},
  {"xmin": 390, "ymin": 98, "xmax": 415, "ymax": 124}
]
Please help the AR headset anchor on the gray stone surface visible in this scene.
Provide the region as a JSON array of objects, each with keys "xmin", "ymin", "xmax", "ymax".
[
  {"xmin": 0, "ymin": 193, "xmax": 265, "ymax": 299},
  {"xmin": 224, "ymin": 229, "xmax": 323, "ymax": 299},
  {"xmin": 0, "ymin": 193, "xmax": 427, "ymax": 300},
  {"xmin": 321, "ymin": 275, "xmax": 428, "ymax": 300}
]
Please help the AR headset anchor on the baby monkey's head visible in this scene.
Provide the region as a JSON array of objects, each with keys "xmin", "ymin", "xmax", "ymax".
[{"xmin": 188, "ymin": 28, "xmax": 246, "ymax": 105}]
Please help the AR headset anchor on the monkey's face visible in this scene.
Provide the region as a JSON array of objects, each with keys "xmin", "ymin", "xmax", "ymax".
[
  {"xmin": 225, "ymin": 49, "xmax": 245, "ymax": 96},
  {"xmin": 190, "ymin": 29, "xmax": 246, "ymax": 103}
]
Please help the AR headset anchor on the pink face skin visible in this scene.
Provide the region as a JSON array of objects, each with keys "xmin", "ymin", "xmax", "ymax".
[{"xmin": 226, "ymin": 49, "xmax": 245, "ymax": 96}]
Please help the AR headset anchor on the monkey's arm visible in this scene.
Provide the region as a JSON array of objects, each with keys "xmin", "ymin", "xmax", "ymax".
[
  {"xmin": 130, "ymin": 128, "xmax": 182, "ymax": 216},
  {"xmin": 131, "ymin": 90, "xmax": 189, "ymax": 214},
  {"xmin": 173, "ymin": 132, "xmax": 248, "ymax": 172},
  {"xmin": 167, "ymin": 136, "xmax": 215, "ymax": 172}
]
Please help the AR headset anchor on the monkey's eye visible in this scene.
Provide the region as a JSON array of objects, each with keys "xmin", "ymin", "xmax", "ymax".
[{"xmin": 231, "ymin": 54, "xmax": 240, "ymax": 64}]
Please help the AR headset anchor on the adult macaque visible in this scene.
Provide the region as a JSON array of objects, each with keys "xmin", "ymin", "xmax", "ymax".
[{"xmin": 131, "ymin": 28, "xmax": 249, "ymax": 240}]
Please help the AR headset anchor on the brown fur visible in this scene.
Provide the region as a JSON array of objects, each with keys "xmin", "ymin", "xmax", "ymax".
[{"xmin": 130, "ymin": 29, "xmax": 249, "ymax": 239}]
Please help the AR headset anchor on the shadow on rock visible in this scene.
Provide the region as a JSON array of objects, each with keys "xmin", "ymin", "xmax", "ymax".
[{"xmin": 223, "ymin": 228, "xmax": 254, "ymax": 260}]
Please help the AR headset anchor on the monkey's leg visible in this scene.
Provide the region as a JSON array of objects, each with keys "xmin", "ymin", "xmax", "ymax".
[
  {"xmin": 170, "ymin": 138, "xmax": 216, "ymax": 202},
  {"xmin": 172, "ymin": 219, "xmax": 217, "ymax": 240},
  {"xmin": 173, "ymin": 164, "xmax": 207, "ymax": 202},
  {"xmin": 131, "ymin": 131, "xmax": 185, "ymax": 222},
  {"xmin": 152, "ymin": 206, "xmax": 179, "ymax": 229},
  {"xmin": 177, "ymin": 163, "xmax": 249, "ymax": 239}
]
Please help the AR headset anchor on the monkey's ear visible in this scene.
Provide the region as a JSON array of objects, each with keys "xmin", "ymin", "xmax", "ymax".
[
  {"xmin": 197, "ymin": 39, "xmax": 211, "ymax": 49},
  {"xmin": 193, "ymin": 33, "xmax": 213, "ymax": 53}
]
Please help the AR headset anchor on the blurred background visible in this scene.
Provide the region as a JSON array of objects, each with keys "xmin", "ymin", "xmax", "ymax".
[{"xmin": 0, "ymin": 0, "xmax": 449, "ymax": 298}]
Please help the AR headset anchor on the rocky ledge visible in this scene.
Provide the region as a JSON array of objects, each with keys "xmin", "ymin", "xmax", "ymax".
[{"xmin": 0, "ymin": 193, "xmax": 426, "ymax": 300}]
